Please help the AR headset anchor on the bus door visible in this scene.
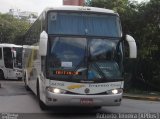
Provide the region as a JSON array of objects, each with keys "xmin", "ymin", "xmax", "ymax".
[
  {"xmin": 3, "ymin": 47, "xmax": 14, "ymax": 79},
  {"xmin": 14, "ymin": 47, "xmax": 22, "ymax": 69}
]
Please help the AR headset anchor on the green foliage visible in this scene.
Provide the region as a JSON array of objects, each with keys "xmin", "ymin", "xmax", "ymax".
[
  {"xmin": 0, "ymin": 13, "xmax": 30, "ymax": 44},
  {"xmin": 90, "ymin": 0, "xmax": 160, "ymax": 91},
  {"xmin": 90, "ymin": 0, "xmax": 128, "ymax": 13}
]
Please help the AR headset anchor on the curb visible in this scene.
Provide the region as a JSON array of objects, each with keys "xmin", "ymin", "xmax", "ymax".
[{"xmin": 123, "ymin": 95, "xmax": 160, "ymax": 101}]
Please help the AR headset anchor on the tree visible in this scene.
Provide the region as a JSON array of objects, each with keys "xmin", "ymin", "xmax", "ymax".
[
  {"xmin": 0, "ymin": 13, "xmax": 30, "ymax": 44},
  {"xmin": 89, "ymin": 0, "xmax": 160, "ymax": 91}
]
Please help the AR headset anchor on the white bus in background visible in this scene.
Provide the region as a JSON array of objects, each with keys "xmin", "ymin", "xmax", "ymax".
[
  {"xmin": 0, "ymin": 44, "xmax": 22, "ymax": 80},
  {"xmin": 23, "ymin": 6, "xmax": 137, "ymax": 110}
]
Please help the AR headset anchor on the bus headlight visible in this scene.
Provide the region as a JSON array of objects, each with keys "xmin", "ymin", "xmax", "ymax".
[
  {"xmin": 112, "ymin": 89, "xmax": 118, "ymax": 94},
  {"xmin": 107, "ymin": 89, "xmax": 123, "ymax": 95},
  {"xmin": 47, "ymin": 87, "xmax": 66, "ymax": 94},
  {"xmin": 53, "ymin": 88, "xmax": 60, "ymax": 93}
]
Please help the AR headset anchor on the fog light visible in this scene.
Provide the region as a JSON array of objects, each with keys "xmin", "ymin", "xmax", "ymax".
[
  {"xmin": 47, "ymin": 97, "xmax": 52, "ymax": 101},
  {"xmin": 53, "ymin": 99, "xmax": 57, "ymax": 102}
]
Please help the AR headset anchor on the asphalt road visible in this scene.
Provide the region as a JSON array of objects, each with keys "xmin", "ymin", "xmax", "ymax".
[{"xmin": 0, "ymin": 80, "xmax": 160, "ymax": 119}]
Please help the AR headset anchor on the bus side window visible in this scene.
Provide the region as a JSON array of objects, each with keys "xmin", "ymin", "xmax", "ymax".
[{"xmin": 3, "ymin": 47, "xmax": 13, "ymax": 68}]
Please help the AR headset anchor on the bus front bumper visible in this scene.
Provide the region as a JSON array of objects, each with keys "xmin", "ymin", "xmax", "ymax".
[{"xmin": 45, "ymin": 92, "xmax": 122, "ymax": 106}]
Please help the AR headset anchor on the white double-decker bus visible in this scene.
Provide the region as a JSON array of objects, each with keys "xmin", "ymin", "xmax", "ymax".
[
  {"xmin": 0, "ymin": 43, "xmax": 22, "ymax": 80},
  {"xmin": 23, "ymin": 6, "xmax": 137, "ymax": 110}
]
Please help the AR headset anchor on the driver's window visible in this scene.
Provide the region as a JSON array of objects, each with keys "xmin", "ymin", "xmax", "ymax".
[{"xmin": 89, "ymin": 39, "xmax": 116, "ymax": 61}]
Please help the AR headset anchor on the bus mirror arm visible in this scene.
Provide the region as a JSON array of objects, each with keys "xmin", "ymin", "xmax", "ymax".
[
  {"xmin": 125, "ymin": 34, "xmax": 137, "ymax": 59},
  {"xmin": 39, "ymin": 31, "xmax": 48, "ymax": 56}
]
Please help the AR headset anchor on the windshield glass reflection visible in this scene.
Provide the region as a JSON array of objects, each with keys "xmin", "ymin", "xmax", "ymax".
[{"xmin": 47, "ymin": 36, "xmax": 123, "ymax": 82}]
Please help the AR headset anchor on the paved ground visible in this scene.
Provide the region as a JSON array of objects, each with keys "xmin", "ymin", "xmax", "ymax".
[
  {"xmin": 0, "ymin": 80, "xmax": 160, "ymax": 119},
  {"xmin": 0, "ymin": 80, "xmax": 30, "ymax": 96}
]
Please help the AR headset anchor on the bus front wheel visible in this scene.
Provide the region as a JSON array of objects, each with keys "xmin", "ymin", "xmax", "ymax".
[
  {"xmin": 24, "ymin": 74, "xmax": 30, "ymax": 91},
  {"xmin": 0, "ymin": 70, "xmax": 4, "ymax": 80},
  {"xmin": 37, "ymin": 81, "xmax": 48, "ymax": 110}
]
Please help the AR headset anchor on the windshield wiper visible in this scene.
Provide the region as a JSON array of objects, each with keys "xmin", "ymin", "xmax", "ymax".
[
  {"xmin": 91, "ymin": 62, "xmax": 106, "ymax": 79},
  {"xmin": 68, "ymin": 45, "xmax": 87, "ymax": 80},
  {"xmin": 88, "ymin": 42, "xmax": 106, "ymax": 79}
]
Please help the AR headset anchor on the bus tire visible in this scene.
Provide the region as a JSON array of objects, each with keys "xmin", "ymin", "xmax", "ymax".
[
  {"xmin": 24, "ymin": 74, "xmax": 30, "ymax": 91},
  {"xmin": 37, "ymin": 81, "xmax": 47, "ymax": 110},
  {"xmin": 0, "ymin": 70, "xmax": 5, "ymax": 80},
  {"xmin": 25, "ymin": 83, "xmax": 30, "ymax": 91}
]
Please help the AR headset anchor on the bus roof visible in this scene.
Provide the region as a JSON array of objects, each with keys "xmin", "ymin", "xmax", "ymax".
[
  {"xmin": 0, "ymin": 43, "xmax": 22, "ymax": 48},
  {"xmin": 43, "ymin": 6, "xmax": 118, "ymax": 15}
]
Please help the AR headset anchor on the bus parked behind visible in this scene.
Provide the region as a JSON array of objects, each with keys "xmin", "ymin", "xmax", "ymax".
[{"xmin": 0, "ymin": 43, "xmax": 22, "ymax": 80}]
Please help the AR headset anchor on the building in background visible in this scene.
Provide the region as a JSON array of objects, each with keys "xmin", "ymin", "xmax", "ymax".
[
  {"xmin": 8, "ymin": 9, "xmax": 38, "ymax": 23},
  {"xmin": 63, "ymin": 0, "xmax": 85, "ymax": 6}
]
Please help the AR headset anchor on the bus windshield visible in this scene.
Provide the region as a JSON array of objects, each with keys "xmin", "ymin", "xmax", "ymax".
[
  {"xmin": 47, "ymin": 36, "xmax": 123, "ymax": 82},
  {"xmin": 48, "ymin": 12, "xmax": 121, "ymax": 37}
]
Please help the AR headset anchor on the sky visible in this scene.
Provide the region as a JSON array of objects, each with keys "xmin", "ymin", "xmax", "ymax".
[{"xmin": 0, "ymin": 0, "xmax": 147, "ymax": 15}]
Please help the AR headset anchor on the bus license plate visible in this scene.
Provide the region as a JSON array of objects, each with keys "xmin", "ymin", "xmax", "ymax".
[{"xmin": 80, "ymin": 98, "xmax": 93, "ymax": 105}]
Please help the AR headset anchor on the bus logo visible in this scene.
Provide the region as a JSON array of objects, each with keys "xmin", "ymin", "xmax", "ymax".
[{"xmin": 84, "ymin": 88, "xmax": 90, "ymax": 94}]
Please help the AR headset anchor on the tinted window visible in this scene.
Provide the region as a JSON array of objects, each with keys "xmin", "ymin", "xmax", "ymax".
[
  {"xmin": 46, "ymin": 36, "xmax": 123, "ymax": 82},
  {"xmin": 48, "ymin": 12, "xmax": 121, "ymax": 37},
  {"xmin": 3, "ymin": 47, "xmax": 13, "ymax": 68}
]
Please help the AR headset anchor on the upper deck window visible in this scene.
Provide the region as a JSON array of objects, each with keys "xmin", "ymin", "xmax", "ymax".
[{"xmin": 48, "ymin": 12, "xmax": 121, "ymax": 37}]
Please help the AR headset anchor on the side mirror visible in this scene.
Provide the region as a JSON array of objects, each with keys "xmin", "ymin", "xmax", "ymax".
[
  {"xmin": 39, "ymin": 31, "xmax": 48, "ymax": 56},
  {"xmin": 125, "ymin": 35, "xmax": 137, "ymax": 58}
]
